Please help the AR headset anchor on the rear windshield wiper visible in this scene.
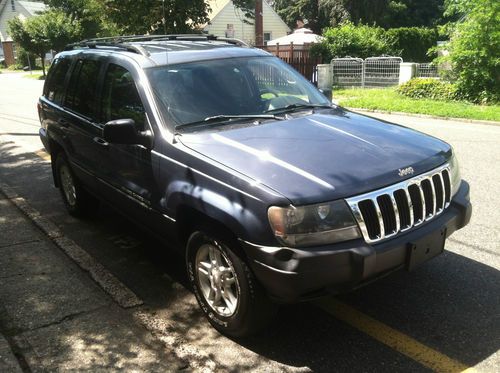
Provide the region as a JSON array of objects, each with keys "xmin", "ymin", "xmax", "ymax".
[
  {"xmin": 175, "ymin": 114, "xmax": 283, "ymax": 130},
  {"xmin": 265, "ymin": 103, "xmax": 332, "ymax": 114}
]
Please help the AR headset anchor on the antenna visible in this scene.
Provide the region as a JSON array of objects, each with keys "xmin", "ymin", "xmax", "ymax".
[{"xmin": 162, "ymin": 0, "xmax": 168, "ymax": 65}]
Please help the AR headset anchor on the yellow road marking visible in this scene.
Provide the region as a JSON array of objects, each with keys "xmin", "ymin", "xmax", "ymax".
[
  {"xmin": 316, "ymin": 298, "xmax": 475, "ymax": 373},
  {"xmin": 35, "ymin": 149, "xmax": 51, "ymax": 161}
]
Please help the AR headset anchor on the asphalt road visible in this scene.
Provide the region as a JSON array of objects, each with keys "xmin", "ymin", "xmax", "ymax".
[{"xmin": 0, "ymin": 72, "xmax": 499, "ymax": 372}]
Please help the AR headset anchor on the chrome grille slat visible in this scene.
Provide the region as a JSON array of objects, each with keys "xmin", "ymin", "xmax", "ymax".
[
  {"xmin": 390, "ymin": 192, "xmax": 400, "ymax": 233},
  {"xmin": 346, "ymin": 164, "xmax": 452, "ymax": 244},
  {"xmin": 428, "ymin": 176, "xmax": 437, "ymax": 219},
  {"xmin": 403, "ymin": 188, "xmax": 414, "ymax": 229},
  {"xmin": 373, "ymin": 198, "xmax": 385, "ymax": 239},
  {"xmin": 437, "ymin": 173, "xmax": 446, "ymax": 213},
  {"xmin": 417, "ymin": 182, "xmax": 426, "ymax": 224}
]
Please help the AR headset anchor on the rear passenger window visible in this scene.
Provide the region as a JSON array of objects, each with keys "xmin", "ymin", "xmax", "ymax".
[
  {"xmin": 44, "ymin": 58, "xmax": 71, "ymax": 104},
  {"xmin": 65, "ymin": 59, "xmax": 101, "ymax": 120},
  {"xmin": 101, "ymin": 64, "xmax": 145, "ymax": 129}
]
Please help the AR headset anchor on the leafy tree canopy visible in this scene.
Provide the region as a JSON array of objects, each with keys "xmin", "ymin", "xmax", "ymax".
[
  {"xmin": 43, "ymin": 0, "xmax": 109, "ymax": 38},
  {"xmin": 101, "ymin": 0, "xmax": 209, "ymax": 35},
  {"xmin": 272, "ymin": 0, "xmax": 445, "ymax": 32},
  {"xmin": 441, "ymin": 0, "xmax": 500, "ymax": 102},
  {"xmin": 8, "ymin": 10, "xmax": 81, "ymax": 75}
]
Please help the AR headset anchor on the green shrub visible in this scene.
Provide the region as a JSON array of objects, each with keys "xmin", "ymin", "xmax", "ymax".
[
  {"xmin": 443, "ymin": 0, "xmax": 500, "ymax": 103},
  {"xmin": 311, "ymin": 22, "xmax": 395, "ymax": 61},
  {"xmin": 387, "ymin": 27, "xmax": 438, "ymax": 62},
  {"xmin": 397, "ymin": 78, "xmax": 459, "ymax": 101}
]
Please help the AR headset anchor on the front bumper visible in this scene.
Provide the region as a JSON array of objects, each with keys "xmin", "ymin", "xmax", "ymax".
[{"xmin": 241, "ymin": 181, "xmax": 472, "ymax": 302}]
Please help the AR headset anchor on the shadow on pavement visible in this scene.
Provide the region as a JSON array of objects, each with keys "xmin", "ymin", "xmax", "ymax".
[{"xmin": 1, "ymin": 140, "xmax": 498, "ymax": 372}]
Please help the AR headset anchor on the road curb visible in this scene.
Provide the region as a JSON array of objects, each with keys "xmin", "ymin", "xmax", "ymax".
[
  {"xmin": 0, "ymin": 182, "xmax": 143, "ymax": 309},
  {"xmin": 347, "ymin": 107, "xmax": 500, "ymax": 126},
  {"xmin": 0, "ymin": 181, "xmax": 219, "ymax": 372}
]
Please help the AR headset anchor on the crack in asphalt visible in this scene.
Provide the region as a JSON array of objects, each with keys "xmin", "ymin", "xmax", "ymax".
[
  {"xmin": 448, "ymin": 237, "xmax": 500, "ymax": 258},
  {"xmin": 0, "ymin": 239, "xmax": 41, "ymax": 249},
  {"xmin": 23, "ymin": 304, "xmax": 110, "ymax": 333}
]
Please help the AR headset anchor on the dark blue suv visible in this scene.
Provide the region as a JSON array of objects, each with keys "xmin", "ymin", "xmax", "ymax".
[{"xmin": 38, "ymin": 35, "xmax": 472, "ymax": 337}]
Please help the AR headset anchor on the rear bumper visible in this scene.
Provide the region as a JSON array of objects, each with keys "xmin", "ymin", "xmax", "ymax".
[
  {"xmin": 242, "ymin": 181, "xmax": 472, "ymax": 303},
  {"xmin": 39, "ymin": 128, "xmax": 50, "ymax": 152}
]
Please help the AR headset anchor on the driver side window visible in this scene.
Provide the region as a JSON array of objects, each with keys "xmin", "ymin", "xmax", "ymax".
[{"xmin": 101, "ymin": 64, "xmax": 146, "ymax": 129}]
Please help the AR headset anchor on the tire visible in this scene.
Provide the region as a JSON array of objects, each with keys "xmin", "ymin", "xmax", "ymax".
[
  {"xmin": 55, "ymin": 153, "xmax": 99, "ymax": 217},
  {"xmin": 186, "ymin": 230, "xmax": 277, "ymax": 337}
]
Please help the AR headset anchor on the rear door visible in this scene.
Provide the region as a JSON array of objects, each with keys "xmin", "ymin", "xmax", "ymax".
[{"xmin": 61, "ymin": 56, "xmax": 106, "ymax": 188}]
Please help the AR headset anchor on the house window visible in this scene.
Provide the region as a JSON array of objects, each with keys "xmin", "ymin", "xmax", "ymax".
[
  {"xmin": 264, "ymin": 32, "xmax": 272, "ymax": 44},
  {"xmin": 225, "ymin": 24, "xmax": 235, "ymax": 38}
]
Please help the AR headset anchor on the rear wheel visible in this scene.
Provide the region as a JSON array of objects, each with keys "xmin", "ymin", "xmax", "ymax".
[
  {"xmin": 55, "ymin": 153, "xmax": 99, "ymax": 217},
  {"xmin": 186, "ymin": 230, "xmax": 277, "ymax": 337}
]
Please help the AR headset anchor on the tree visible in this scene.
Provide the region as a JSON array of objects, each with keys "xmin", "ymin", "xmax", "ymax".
[
  {"xmin": 8, "ymin": 11, "xmax": 82, "ymax": 76},
  {"xmin": 8, "ymin": 17, "xmax": 50, "ymax": 75},
  {"xmin": 273, "ymin": 0, "xmax": 445, "ymax": 32},
  {"xmin": 101, "ymin": 0, "xmax": 209, "ymax": 35},
  {"xmin": 43, "ymin": 0, "xmax": 112, "ymax": 38},
  {"xmin": 441, "ymin": 0, "xmax": 500, "ymax": 102}
]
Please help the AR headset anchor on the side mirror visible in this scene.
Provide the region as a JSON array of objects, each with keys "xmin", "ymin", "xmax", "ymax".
[
  {"xmin": 319, "ymin": 88, "xmax": 332, "ymax": 102},
  {"xmin": 103, "ymin": 119, "xmax": 152, "ymax": 148}
]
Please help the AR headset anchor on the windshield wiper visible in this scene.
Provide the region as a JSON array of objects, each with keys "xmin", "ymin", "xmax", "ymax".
[
  {"xmin": 265, "ymin": 103, "xmax": 332, "ymax": 114},
  {"xmin": 175, "ymin": 114, "xmax": 283, "ymax": 130}
]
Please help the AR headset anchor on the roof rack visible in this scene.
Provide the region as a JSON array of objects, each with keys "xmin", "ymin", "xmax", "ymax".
[{"xmin": 64, "ymin": 34, "xmax": 249, "ymax": 55}]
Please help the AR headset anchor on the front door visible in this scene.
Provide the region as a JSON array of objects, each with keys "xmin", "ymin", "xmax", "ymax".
[{"xmin": 97, "ymin": 62, "xmax": 158, "ymax": 223}]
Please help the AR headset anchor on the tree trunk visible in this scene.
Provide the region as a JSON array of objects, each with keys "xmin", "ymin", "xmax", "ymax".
[{"xmin": 40, "ymin": 53, "xmax": 46, "ymax": 77}]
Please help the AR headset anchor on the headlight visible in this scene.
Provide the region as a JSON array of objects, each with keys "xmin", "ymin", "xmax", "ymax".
[
  {"xmin": 268, "ymin": 200, "xmax": 361, "ymax": 247},
  {"xmin": 449, "ymin": 151, "xmax": 461, "ymax": 197}
]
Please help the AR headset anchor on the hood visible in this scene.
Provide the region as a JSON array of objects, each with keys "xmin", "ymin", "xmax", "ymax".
[{"xmin": 178, "ymin": 108, "xmax": 451, "ymax": 205}]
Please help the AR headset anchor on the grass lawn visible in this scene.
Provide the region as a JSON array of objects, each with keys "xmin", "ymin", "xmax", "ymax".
[
  {"xmin": 334, "ymin": 88, "xmax": 500, "ymax": 122},
  {"xmin": 23, "ymin": 72, "xmax": 45, "ymax": 80}
]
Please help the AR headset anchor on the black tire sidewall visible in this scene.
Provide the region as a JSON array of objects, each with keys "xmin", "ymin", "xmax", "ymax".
[
  {"xmin": 186, "ymin": 231, "xmax": 261, "ymax": 337},
  {"xmin": 55, "ymin": 153, "xmax": 95, "ymax": 216}
]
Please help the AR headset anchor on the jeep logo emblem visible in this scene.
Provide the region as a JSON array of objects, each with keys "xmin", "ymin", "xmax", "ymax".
[{"xmin": 398, "ymin": 167, "xmax": 414, "ymax": 177}]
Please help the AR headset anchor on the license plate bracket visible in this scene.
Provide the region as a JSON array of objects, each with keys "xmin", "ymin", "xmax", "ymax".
[{"xmin": 406, "ymin": 227, "xmax": 446, "ymax": 271}]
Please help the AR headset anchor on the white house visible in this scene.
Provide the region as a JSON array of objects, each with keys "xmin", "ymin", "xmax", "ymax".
[
  {"xmin": 204, "ymin": 0, "xmax": 290, "ymax": 45},
  {"xmin": 0, "ymin": 0, "xmax": 46, "ymax": 65}
]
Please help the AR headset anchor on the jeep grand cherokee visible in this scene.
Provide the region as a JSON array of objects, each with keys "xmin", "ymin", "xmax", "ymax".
[{"xmin": 38, "ymin": 35, "xmax": 472, "ymax": 337}]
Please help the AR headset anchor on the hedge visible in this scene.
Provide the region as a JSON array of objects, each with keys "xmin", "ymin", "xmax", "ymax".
[
  {"xmin": 397, "ymin": 78, "xmax": 459, "ymax": 101},
  {"xmin": 386, "ymin": 27, "xmax": 438, "ymax": 62},
  {"xmin": 312, "ymin": 23, "xmax": 438, "ymax": 63}
]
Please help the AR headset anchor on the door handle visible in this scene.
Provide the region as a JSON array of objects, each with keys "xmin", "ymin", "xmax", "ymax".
[{"xmin": 93, "ymin": 137, "xmax": 109, "ymax": 148}]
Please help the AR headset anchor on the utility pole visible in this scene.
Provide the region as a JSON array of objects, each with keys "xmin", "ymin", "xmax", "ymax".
[{"xmin": 255, "ymin": 0, "xmax": 263, "ymax": 46}]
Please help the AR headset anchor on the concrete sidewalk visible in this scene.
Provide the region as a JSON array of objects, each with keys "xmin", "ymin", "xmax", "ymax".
[{"xmin": 0, "ymin": 193, "xmax": 185, "ymax": 371}]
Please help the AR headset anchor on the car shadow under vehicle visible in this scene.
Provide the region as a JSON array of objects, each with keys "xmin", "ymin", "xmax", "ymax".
[{"xmin": 0, "ymin": 143, "xmax": 498, "ymax": 372}]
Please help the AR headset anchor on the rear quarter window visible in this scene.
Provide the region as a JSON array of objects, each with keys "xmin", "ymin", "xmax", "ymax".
[
  {"xmin": 64, "ymin": 59, "xmax": 102, "ymax": 120},
  {"xmin": 44, "ymin": 58, "xmax": 71, "ymax": 105}
]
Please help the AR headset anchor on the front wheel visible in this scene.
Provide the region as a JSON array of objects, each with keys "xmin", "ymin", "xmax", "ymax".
[{"xmin": 186, "ymin": 230, "xmax": 277, "ymax": 337}]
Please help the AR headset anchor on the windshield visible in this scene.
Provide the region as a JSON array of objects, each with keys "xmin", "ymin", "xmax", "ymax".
[{"xmin": 146, "ymin": 56, "xmax": 330, "ymax": 129}]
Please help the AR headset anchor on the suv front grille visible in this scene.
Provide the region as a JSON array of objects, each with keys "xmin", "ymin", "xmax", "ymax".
[{"xmin": 346, "ymin": 164, "xmax": 452, "ymax": 244}]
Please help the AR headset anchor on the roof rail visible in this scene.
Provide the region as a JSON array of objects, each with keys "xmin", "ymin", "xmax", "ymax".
[
  {"xmin": 64, "ymin": 41, "xmax": 150, "ymax": 56},
  {"xmin": 64, "ymin": 34, "xmax": 249, "ymax": 54}
]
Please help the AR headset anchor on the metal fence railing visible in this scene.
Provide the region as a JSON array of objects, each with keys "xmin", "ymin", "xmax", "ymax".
[
  {"xmin": 331, "ymin": 56, "xmax": 403, "ymax": 88},
  {"xmin": 331, "ymin": 57, "xmax": 364, "ymax": 88},
  {"xmin": 363, "ymin": 57, "xmax": 402, "ymax": 87},
  {"xmin": 416, "ymin": 63, "xmax": 439, "ymax": 78}
]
